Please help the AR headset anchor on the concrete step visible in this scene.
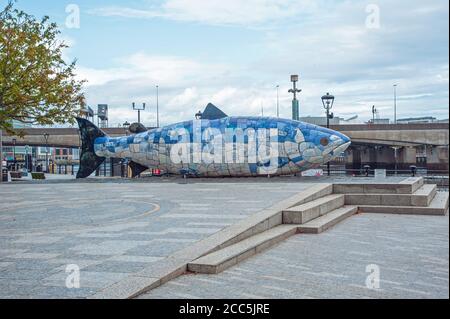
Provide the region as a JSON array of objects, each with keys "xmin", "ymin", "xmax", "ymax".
[
  {"xmin": 344, "ymin": 184, "xmax": 437, "ymax": 207},
  {"xmin": 298, "ymin": 205, "xmax": 358, "ymax": 234},
  {"xmin": 187, "ymin": 225, "xmax": 298, "ymax": 274},
  {"xmin": 282, "ymin": 194, "xmax": 345, "ymax": 224},
  {"xmin": 333, "ymin": 177, "xmax": 424, "ymax": 194},
  {"xmin": 358, "ymin": 191, "xmax": 449, "ymax": 216}
]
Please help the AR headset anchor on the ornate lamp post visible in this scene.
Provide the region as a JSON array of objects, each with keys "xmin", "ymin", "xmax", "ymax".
[
  {"xmin": 288, "ymin": 75, "xmax": 301, "ymax": 120},
  {"xmin": 321, "ymin": 92, "xmax": 335, "ymax": 176}
]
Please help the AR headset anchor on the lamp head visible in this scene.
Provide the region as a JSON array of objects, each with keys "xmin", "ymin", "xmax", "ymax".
[{"xmin": 321, "ymin": 92, "xmax": 335, "ymax": 109}]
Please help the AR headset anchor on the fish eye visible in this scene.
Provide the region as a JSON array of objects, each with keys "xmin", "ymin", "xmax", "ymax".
[{"xmin": 320, "ymin": 137, "xmax": 329, "ymax": 146}]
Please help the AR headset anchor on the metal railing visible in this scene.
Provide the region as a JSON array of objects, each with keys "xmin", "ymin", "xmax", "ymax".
[{"xmin": 319, "ymin": 165, "xmax": 449, "ymax": 190}]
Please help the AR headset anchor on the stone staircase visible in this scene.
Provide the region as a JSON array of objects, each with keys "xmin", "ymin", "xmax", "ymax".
[
  {"xmin": 188, "ymin": 177, "xmax": 449, "ymax": 275},
  {"xmin": 336, "ymin": 177, "xmax": 448, "ymax": 216}
]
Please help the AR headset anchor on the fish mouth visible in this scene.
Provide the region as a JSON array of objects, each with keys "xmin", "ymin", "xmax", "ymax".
[{"xmin": 334, "ymin": 141, "xmax": 351, "ymax": 154}]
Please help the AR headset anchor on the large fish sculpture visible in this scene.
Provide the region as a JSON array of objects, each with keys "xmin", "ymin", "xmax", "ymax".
[{"xmin": 76, "ymin": 104, "xmax": 350, "ymax": 178}]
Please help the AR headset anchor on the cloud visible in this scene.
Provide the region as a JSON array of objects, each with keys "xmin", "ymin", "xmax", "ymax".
[
  {"xmin": 76, "ymin": 53, "xmax": 230, "ymax": 87},
  {"xmin": 77, "ymin": 0, "xmax": 448, "ymax": 126},
  {"xmin": 90, "ymin": 0, "xmax": 319, "ymax": 27}
]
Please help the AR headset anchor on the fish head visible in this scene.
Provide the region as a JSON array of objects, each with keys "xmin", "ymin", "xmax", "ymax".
[{"xmin": 283, "ymin": 123, "xmax": 351, "ymax": 168}]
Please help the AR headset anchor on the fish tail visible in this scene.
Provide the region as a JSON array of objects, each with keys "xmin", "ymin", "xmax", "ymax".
[{"xmin": 75, "ymin": 117, "xmax": 107, "ymax": 178}]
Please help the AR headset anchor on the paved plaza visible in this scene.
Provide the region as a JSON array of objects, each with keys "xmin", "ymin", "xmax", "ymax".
[
  {"xmin": 139, "ymin": 211, "xmax": 449, "ymax": 299},
  {"xmin": 0, "ymin": 179, "xmax": 309, "ymax": 298},
  {"xmin": 0, "ymin": 177, "xmax": 448, "ymax": 299}
]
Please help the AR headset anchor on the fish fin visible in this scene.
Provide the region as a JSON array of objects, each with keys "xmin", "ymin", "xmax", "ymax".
[
  {"xmin": 129, "ymin": 161, "xmax": 149, "ymax": 178},
  {"xmin": 129, "ymin": 122, "xmax": 148, "ymax": 134},
  {"xmin": 76, "ymin": 117, "xmax": 107, "ymax": 178},
  {"xmin": 201, "ymin": 103, "xmax": 228, "ymax": 120}
]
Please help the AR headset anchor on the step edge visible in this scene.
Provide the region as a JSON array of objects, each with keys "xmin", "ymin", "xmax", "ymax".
[
  {"xmin": 298, "ymin": 206, "xmax": 358, "ymax": 230},
  {"xmin": 189, "ymin": 225, "xmax": 297, "ymax": 267},
  {"xmin": 283, "ymin": 194, "xmax": 344, "ymax": 212}
]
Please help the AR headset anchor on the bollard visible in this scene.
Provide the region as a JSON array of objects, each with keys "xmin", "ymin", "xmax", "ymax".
[
  {"xmin": 364, "ymin": 165, "xmax": 371, "ymax": 177},
  {"xmin": 410, "ymin": 165, "xmax": 417, "ymax": 177}
]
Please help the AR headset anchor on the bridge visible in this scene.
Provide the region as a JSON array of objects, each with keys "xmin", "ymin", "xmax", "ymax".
[
  {"xmin": 1, "ymin": 127, "xmax": 131, "ymax": 148},
  {"xmin": 2, "ymin": 123, "xmax": 448, "ymax": 148},
  {"xmin": 2, "ymin": 122, "xmax": 448, "ymax": 172},
  {"xmin": 331, "ymin": 123, "xmax": 448, "ymax": 147}
]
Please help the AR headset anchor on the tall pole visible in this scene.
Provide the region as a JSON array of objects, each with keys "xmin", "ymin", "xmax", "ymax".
[
  {"xmin": 276, "ymin": 85, "xmax": 280, "ymax": 118},
  {"xmin": 45, "ymin": 147, "xmax": 48, "ymax": 173},
  {"xmin": 156, "ymin": 85, "xmax": 160, "ymax": 127},
  {"xmin": 326, "ymin": 104, "xmax": 330, "ymax": 176},
  {"xmin": 289, "ymin": 75, "xmax": 301, "ymax": 121},
  {"xmin": 393, "ymin": 84, "xmax": 397, "ymax": 124},
  {"xmin": 321, "ymin": 92, "xmax": 335, "ymax": 177}
]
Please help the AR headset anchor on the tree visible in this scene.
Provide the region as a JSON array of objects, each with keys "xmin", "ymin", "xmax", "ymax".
[{"xmin": 0, "ymin": 0, "xmax": 86, "ymax": 135}]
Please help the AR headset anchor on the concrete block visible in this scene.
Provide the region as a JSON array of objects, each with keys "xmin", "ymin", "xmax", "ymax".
[
  {"xmin": 400, "ymin": 177, "xmax": 424, "ymax": 193},
  {"xmin": 363, "ymin": 183, "xmax": 409, "ymax": 194},
  {"xmin": 333, "ymin": 184, "xmax": 364, "ymax": 194},
  {"xmin": 282, "ymin": 183, "xmax": 333, "ymax": 209},
  {"xmin": 283, "ymin": 194, "xmax": 344, "ymax": 224},
  {"xmin": 358, "ymin": 191, "xmax": 449, "ymax": 216},
  {"xmin": 298, "ymin": 206, "xmax": 358, "ymax": 234},
  {"xmin": 411, "ymin": 184, "xmax": 437, "ymax": 206},
  {"xmin": 188, "ymin": 225, "xmax": 297, "ymax": 274},
  {"xmin": 188, "ymin": 262, "xmax": 217, "ymax": 274},
  {"xmin": 345, "ymin": 194, "xmax": 381, "ymax": 205},
  {"xmin": 380, "ymin": 195, "xmax": 411, "ymax": 206},
  {"xmin": 268, "ymin": 213, "xmax": 282, "ymax": 228}
]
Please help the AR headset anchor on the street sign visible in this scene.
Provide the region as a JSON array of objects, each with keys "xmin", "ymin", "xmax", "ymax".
[{"xmin": 301, "ymin": 169, "xmax": 324, "ymax": 177}]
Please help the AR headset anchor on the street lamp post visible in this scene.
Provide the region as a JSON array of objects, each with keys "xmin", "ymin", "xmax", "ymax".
[
  {"xmin": 43, "ymin": 133, "xmax": 49, "ymax": 173},
  {"xmin": 393, "ymin": 84, "xmax": 397, "ymax": 124},
  {"xmin": 276, "ymin": 85, "xmax": 280, "ymax": 118},
  {"xmin": 288, "ymin": 75, "xmax": 301, "ymax": 121},
  {"xmin": 132, "ymin": 103, "xmax": 146, "ymax": 124},
  {"xmin": 321, "ymin": 92, "xmax": 335, "ymax": 176},
  {"xmin": 372, "ymin": 105, "xmax": 377, "ymax": 123},
  {"xmin": 156, "ymin": 85, "xmax": 160, "ymax": 127}
]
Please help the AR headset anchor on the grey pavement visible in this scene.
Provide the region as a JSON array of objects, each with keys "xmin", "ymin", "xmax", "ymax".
[
  {"xmin": 139, "ymin": 211, "xmax": 449, "ymax": 299},
  {"xmin": 0, "ymin": 180, "xmax": 309, "ymax": 298}
]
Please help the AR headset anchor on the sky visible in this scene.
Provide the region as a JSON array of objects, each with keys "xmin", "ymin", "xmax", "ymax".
[{"xmin": 4, "ymin": 0, "xmax": 449, "ymax": 127}]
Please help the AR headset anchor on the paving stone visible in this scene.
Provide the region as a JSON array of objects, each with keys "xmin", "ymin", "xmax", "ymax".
[
  {"xmin": 139, "ymin": 212, "xmax": 449, "ymax": 299},
  {"xmin": 0, "ymin": 180, "xmax": 308, "ymax": 298}
]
